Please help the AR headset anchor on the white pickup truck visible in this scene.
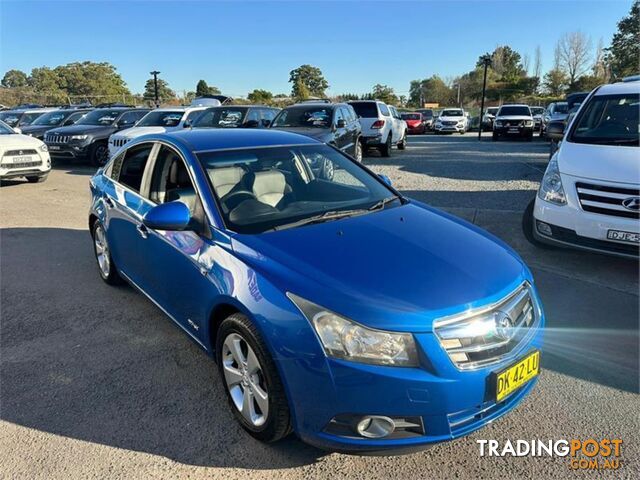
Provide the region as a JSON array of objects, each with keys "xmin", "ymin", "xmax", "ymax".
[{"xmin": 348, "ymin": 100, "xmax": 406, "ymax": 156}]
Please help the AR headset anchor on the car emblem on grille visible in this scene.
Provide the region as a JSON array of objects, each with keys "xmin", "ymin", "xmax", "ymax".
[
  {"xmin": 19, "ymin": 150, "xmax": 23, "ymax": 155},
  {"xmin": 494, "ymin": 311, "xmax": 514, "ymax": 341},
  {"xmin": 622, "ymin": 197, "xmax": 640, "ymax": 211}
]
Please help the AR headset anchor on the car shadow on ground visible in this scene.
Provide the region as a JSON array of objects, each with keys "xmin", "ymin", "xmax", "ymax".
[
  {"xmin": 0, "ymin": 227, "xmax": 326, "ymax": 469},
  {"xmin": 51, "ymin": 158, "xmax": 97, "ymax": 176}
]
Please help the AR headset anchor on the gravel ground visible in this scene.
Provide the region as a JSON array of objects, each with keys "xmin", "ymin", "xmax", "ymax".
[{"xmin": 1, "ymin": 133, "xmax": 638, "ymax": 479}]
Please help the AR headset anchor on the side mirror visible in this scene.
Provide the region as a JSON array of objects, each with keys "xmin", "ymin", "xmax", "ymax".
[
  {"xmin": 142, "ymin": 201, "xmax": 191, "ymax": 231},
  {"xmin": 183, "ymin": 120, "xmax": 192, "ymax": 128},
  {"xmin": 378, "ymin": 174, "xmax": 392, "ymax": 186},
  {"xmin": 13, "ymin": 127, "xmax": 22, "ymax": 134},
  {"xmin": 336, "ymin": 119, "xmax": 346, "ymax": 128},
  {"xmin": 261, "ymin": 119, "xmax": 271, "ymax": 127},
  {"xmin": 547, "ymin": 121, "xmax": 565, "ymax": 140}
]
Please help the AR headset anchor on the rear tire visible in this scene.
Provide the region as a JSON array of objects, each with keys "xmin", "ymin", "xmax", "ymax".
[
  {"xmin": 216, "ymin": 313, "xmax": 292, "ymax": 443},
  {"xmin": 380, "ymin": 134, "xmax": 392, "ymax": 157},
  {"xmin": 26, "ymin": 174, "xmax": 47, "ymax": 183},
  {"xmin": 353, "ymin": 139, "xmax": 363, "ymax": 162}
]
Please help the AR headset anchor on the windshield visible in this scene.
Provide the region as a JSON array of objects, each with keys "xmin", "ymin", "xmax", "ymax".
[
  {"xmin": 441, "ymin": 109, "xmax": 463, "ymax": 117},
  {"xmin": 417, "ymin": 109, "xmax": 433, "ymax": 118},
  {"xmin": 0, "ymin": 112, "xmax": 21, "ymax": 127},
  {"xmin": 529, "ymin": 107, "xmax": 545, "ymax": 115},
  {"xmin": 0, "ymin": 120, "xmax": 15, "ymax": 134},
  {"xmin": 554, "ymin": 103, "xmax": 569, "ymax": 114},
  {"xmin": 193, "ymin": 108, "xmax": 247, "ymax": 128},
  {"xmin": 569, "ymin": 93, "xmax": 639, "ymax": 147},
  {"xmin": 76, "ymin": 109, "xmax": 122, "ymax": 126},
  {"xmin": 486, "ymin": 108, "xmax": 499, "ymax": 115},
  {"xmin": 498, "ymin": 106, "xmax": 530, "ymax": 116},
  {"xmin": 197, "ymin": 144, "xmax": 397, "ymax": 233},
  {"xmin": 401, "ymin": 113, "xmax": 421, "ymax": 120},
  {"xmin": 31, "ymin": 110, "xmax": 70, "ymax": 126},
  {"xmin": 348, "ymin": 102, "xmax": 379, "ymax": 118},
  {"xmin": 137, "ymin": 110, "xmax": 184, "ymax": 127},
  {"xmin": 272, "ymin": 106, "xmax": 333, "ymax": 128},
  {"xmin": 18, "ymin": 112, "xmax": 46, "ymax": 126}
]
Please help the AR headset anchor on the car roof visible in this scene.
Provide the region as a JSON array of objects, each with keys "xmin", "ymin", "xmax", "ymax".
[
  {"xmin": 499, "ymin": 104, "xmax": 528, "ymax": 108},
  {"xmin": 595, "ymin": 81, "xmax": 640, "ymax": 96},
  {"xmin": 166, "ymin": 128, "xmax": 320, "ymax": 153}
]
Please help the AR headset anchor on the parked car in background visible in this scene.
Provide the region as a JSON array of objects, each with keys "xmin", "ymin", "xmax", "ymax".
[
  {"xmin": 108, "ymin": 106, "xmax": 210, "ymax": 157},
  {"xmin": 542, "ymin": 102, "xmax": 569, "ymax": 137},
  {"xmin": 270, "ymin": 102, "xmax": 362, "ymax": 167},
  {"xmin": 482, "ymin": 107, "xmax": 499, "ymax": 130},
  {"xmin": 524, "ymin": 80, "xmax": 639, "ymax": 258},
  {"xmin": 0, "ymin": 107, "xmax": 57, "ymax": 128},
  {"xmin": 192, "ymin": 105, "xmax": 279, "ymax": 130},
  {"xmin": 400, "ymin": 112, "xmax": 426, "ymax": 134},
  {"xmin": 89, "ymin": 127, "xmax": 543, "ymax": 453},
  {"xmin": 20, "ymin": 108, "xmax": 91, "ymax": 140},
  {"xmin": 493, "ymin": 105, "xmax": 534, "ymax": 141},
  {"xmin": 433, "ymin": 108, "xmax": 467, "ymax": 134},
  {"xmin": 45, "ymin": 107, "xmax": 150, "ymax": 166},
  {"xmin": 529, "ymin": 107, "xmax": 545, "ymax": 133},
  {"xmin": 0, "ymin": 119, "xmax": 51, "ymax": 183},
  {"xmin": 415, "ymin": 109, "xmax": 435, "ymax": 130},
  {"xmin": 348, "ymin": 100, "xmax": 406, "ymax": 156}
]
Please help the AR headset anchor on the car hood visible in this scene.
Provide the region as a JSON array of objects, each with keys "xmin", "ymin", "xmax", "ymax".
[
  {"xmin": 438, "ymin": 116, "xmax": 464, "ymax": 121},
  {"xmin": 496, "ymin": 115, "xmax": 531, "ymax": 121},
  {"xmin": 559, "ymin": 141, "xmax": 640, "ymax": 184},
  {"xmin": 116, "ymin": 126, "xmax": 175, "ymax": 138},
  {"xmin": 18, "ymin": 125, "xmax": 50, "ymax": 136},
  {"xmin": 231, "ymin": 202, "xmax": 528, "ymax": 332},
  {"xmin": 47, "ymin": 124, "xmax": 114, "ymax": 136},
  {"xmin": 269, "ymin": 126, "xmax": 332, "ymax": 142},
  {"xmin": 0, "ymin": 133, "xmax": 44, "ymax": 150}
]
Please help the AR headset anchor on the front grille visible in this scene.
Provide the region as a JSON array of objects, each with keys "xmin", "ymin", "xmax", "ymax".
[
  {"xmin": 434, "ymin": 283, "xmax": 539, "ymax": 370},
  {"xmin": 443, "ymin": 121, "xmax": 457, "ymax": 126},
  {"xmin": 2, "ymin": 160, "xmax": 42, "ymax": 169},
  {"xmin": 576, "ymin": 182, "xmax": 640, "ymax": 219},
  {"xmin": 45, "ymin": 134, "xmax": 69, "ymax": 144},
  {"xmin": 505, "ymin": 121, "xmax": 524, "ymax": 127},
  {"xmin": 4, "ymin": 149, "xmax": 37, "ymax": 156},
  {"xmin": 111, "ymin": 137, "xmax": 129, "ymax": 148}
]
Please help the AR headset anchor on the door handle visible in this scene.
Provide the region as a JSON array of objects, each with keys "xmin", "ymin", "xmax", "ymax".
[
  {"xmin": 104, "ymin": 196, "xmax": 115, "ymax": 208},
  {"xmin": 136, "ymin": 223, "xmax": 149, "ymax": 239}
]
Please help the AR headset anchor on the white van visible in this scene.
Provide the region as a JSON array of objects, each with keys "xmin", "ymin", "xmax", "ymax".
[{"xmin": 523, "ymin": 79, "xmax": 639, "ymax": 258}]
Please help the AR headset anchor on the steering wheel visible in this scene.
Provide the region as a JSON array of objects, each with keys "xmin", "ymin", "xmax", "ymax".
[{"xmin": 222, "ymin": 190, "xmax": 254, "ymax": 211}]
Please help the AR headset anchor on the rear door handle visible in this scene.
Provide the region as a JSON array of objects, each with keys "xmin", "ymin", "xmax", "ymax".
[{"xmin": 136, "ymin": 223, "xmax": 148, "ymax": 239}]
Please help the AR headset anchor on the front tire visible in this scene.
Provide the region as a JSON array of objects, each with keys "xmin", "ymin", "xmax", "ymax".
[
  {"xmin": 90, "ymin": 142, "xmax": 109, "ymax": 167},
  {"xmin": 217, "ymin": 313, "xmax": 292, "ymax": 443},
  {"xmin": 91, "ymin": 220, "xmax": 123, "ymax": 284},
  {"xmin": 397, "ymin": 131, "xmax": 407, "ymax": 150},
  {"xmin": 26, "ymin": 174, "xmax": 47, "ymax": 183}
]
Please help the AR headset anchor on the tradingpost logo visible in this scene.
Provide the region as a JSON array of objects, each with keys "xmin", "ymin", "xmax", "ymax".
[{"xmin": 478, "ymin": 438, "xmax": 623, "ymax": 471}]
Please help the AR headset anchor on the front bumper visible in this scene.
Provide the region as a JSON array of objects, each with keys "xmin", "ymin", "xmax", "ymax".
[
  {"xmin": 533, "ymin": 193, "xmax": 639, "ymax": 259},
  {"xmin": 406, "ymin": 125, "xmax": 425, "ymax": 134},
  {"xmin": 282, "ymin": 301, "xmax": 544, "ymax": 453},
  {"xmin": 434, "ymin": 124, "xmax": 465, "ymax": 133},
  {"xmin": 46, "ymin": 142, "xmax": 90, "ymax": 159},
  {"xmin": 494, "ymin": 125, "xmax": 533, "ymax": 136},
  {"xmin": 0, "ymin": 152, "xmax": 51, "ymax": 179}
]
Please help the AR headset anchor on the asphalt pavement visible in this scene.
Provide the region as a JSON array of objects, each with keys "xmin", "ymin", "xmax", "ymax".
[{"xmin": 1, "ymin": 133, "xmax": 638, "ymax": 479}]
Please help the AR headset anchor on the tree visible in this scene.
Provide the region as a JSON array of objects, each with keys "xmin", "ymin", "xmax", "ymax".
[
  {"xmin": 247, "ymin": 89, "xmax": 273, "ymax": 104},
  {"xmin": 605, "ymin": 0, "xmax": 639, "ymax": 79},
  {"xmin": 289, "ymin": 64, "xmax": 329, "ymax": 98},
  {"xmin": 408, "ymin": 75, "xmax": 455, "ymax": 106},
  {"xmin": 543, "ymin": 69, "xmax": 569, "ymax": 97},
  {"xmin": 54, "ymin": 62, "xmax": 129, "ymax": 98},
  {"xmin": 571, "ymin": 75, "xmax": 603, "ymax": 93},
  {"xmin": 143, "ymin": 78, "xmax": 176, "ymax": 103},
  {"xmin": 196, "ymin": 79, "xmax": 221, "ymax": 97},
  {"xmin": 27, "ymin": 67, "xmax": 66, "ymax": 103},
  {"xmin": 557, "ymin": 32, "xmax": 592, "ymax": 85},
  {"xmin": 479, "ymin": 46, "xmax": 525, "ymax": 83},
  {"xmin": 370, "ymin": 84, "xmax": 399, "ymax": 105},
  {"xmin": 1, "ymin": 69, "xmax": 28, "ymax": 88}
]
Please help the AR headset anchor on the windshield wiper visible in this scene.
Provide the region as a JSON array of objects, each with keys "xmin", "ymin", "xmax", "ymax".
[
  {"xmin": 271, "ymin": 208, "xmax": 369, "ymax": 231},
  {"xmin": 368, "ymin": 196, "xmax": 400, "ymax": 211}
]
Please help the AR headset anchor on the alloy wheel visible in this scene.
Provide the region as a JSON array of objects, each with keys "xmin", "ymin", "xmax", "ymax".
[
  {"xmin": 222, "ymin": 333, "xmax": 269, "ymax": 427},
  {"xmin": 95, "ymin": 145, "xmax": 109, "ymax": 166},
  {"xmin": 94, "ymin": 225, "xmax": 110, "ymax": 277}
]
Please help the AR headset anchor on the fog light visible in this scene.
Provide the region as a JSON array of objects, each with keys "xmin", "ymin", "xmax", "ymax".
[
  {"xmin": 536, "ymin": 221, "xmax": 553, "ymax": 236},
  {"xmin": 356, "ymin": 415, "xmax": 395, "ymax": 438}
]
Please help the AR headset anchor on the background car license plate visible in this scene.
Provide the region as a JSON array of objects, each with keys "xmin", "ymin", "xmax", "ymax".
[
  {"xmin": 49, "ymin": 145, "xmax": 61, "ymax": 150},
  {"xmin": 494, "ymin": 350, "xmax": 539, "ymax": 402},
  {"xmin": 11, "ymin": 155, "xmax": 33, "ymax": 163},
  {"xmin": 607, "ymin": 230, "xmax": 639, "ymax": 244}
]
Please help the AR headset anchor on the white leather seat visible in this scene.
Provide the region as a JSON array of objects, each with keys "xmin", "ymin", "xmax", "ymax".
[{"xmin": 252, "ymin": 170, "xmax": 287, "ymax": 207}]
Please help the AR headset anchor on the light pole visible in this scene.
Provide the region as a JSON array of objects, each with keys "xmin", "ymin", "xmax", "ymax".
[
  {"xmin": 478, "ymin": 55, "xmax": 492, "ymax": 140},
  {"xmin": 150, "ymin": 70, "xmax": 161, "ymax": 107},
  {"xmin": 455, "ymin": 83, "xmax": 461, "ymax": 106}
]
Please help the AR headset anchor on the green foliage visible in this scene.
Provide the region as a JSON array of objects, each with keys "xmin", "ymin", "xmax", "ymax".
[
  {"xmin": 605, "ymin": 0, "xmax": 639, "ymax": 79},
  {"xmin": 247, "ymin": 89, "xmax": 273, "ymax": 104},
  {"xmin": 289, "ymin": 65, "xmax": 329, "ymax": 98},
  {"xmin": 569, "ymin": 75, "xmax": 603, "ymax": 93},
  {"xmin": 408, "ymin": 75, "xmax": 455, "ymax": 107},
  {"xmin": 543, "ymin": 69, "xmax": 569, "ymax": 96},
  {"xmin": 1, "ymin": 69, "xmax": 28, "ymax": 88},
  {"xmin": 370, "ymin": 84, "xmax": 399, "ymax": 105},
  {"xmin": 478, "ymin": 46, "xmax": 525, "ymax": 83},
  {"xmin": 336, "ymin": 93, "xmax": 360, "ymax": 101},
  {"xmin": 195, "ymin": 79, "xmax": 220, "ymax": 96},
  {"xmin": 143, "ymin": 78, "xmax": 176, "ymax": 103}
]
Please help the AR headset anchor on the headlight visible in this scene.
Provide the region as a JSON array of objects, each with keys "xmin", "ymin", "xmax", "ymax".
[
  {"xmin": 525, "ymin": 120, "xmax": 534, "ymax": 127},
  {"xmin": 39, "ymin": 144, "xmax": 48, "ymax": 152},
  {"xmin": 495, "ymin": 120, "xmax": 503, "ymax": 127},
  {"xmin": 538, "ymin": 158, "xmax": 566, "ymax": 205},
  {"xmin": 70, "ymin": 134, "xmax": 88, "ymax": 140},
  {"xmin": 288, "ymin": 293, "xmax": 419, "ymax": 367}
]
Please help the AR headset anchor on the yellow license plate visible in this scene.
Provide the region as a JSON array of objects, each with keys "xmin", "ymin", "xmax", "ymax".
[{"xmin": 495, "ymin": 351, "xmax": 540, "ymax": 402}]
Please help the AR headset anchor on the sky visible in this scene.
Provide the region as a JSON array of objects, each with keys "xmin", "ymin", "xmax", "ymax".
[{"xmin": 0, "ymin": 0, "xmax": 633, "ymax": 98}]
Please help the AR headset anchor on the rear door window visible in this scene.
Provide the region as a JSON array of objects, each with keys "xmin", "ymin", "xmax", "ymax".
[{"xmin": 111, "ymin": 143, "xmax": 154, "ymax": 192}]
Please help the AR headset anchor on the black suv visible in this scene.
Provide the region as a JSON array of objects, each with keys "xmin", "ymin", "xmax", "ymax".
[
  {"xmin": 191, "ymin": 105, "xmax": 280, "ymax": 129},
  {"xmin": 45, "ymin": 107, "xmax": 149, "ymax": 166},
  {"xmin": 270, "ymin": 102, "xmax": 362, "ymax": 164},
  {"xmin": 20, "ymin": 109, "xmax": 92, "ymax": 140}
]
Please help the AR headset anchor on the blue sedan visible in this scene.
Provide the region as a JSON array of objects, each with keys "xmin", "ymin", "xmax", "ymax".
[{"xmin": 89, "ymin": 129, "xmax": 544, "ymax": 453}]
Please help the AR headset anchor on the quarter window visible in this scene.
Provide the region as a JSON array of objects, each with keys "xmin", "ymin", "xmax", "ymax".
[
  {"xmin": 379, "ymin": 103, "xmax": 390, "ymax": 116},
  {"xmin": 111, "ymin": 143, "xmax": 154, "ymax": 192}
]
